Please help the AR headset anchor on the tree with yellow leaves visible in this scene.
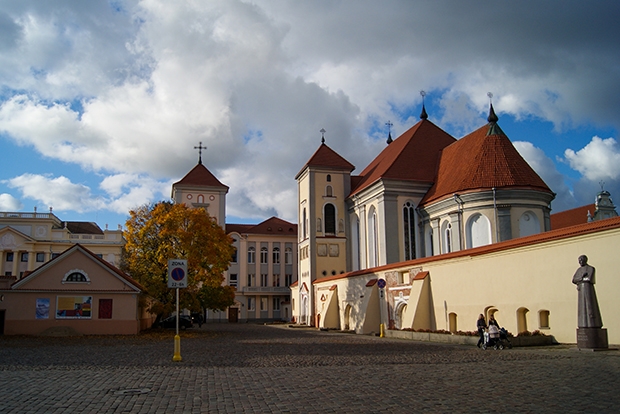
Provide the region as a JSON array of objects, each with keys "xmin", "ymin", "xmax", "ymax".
[{"xmin": 122, "ymin": 202, "xmax": 236, "ymax": 321}]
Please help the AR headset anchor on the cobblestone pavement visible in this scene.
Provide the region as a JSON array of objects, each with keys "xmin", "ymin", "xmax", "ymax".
[{"xmin": 1, "ymin": 323, "xmax": 619, "ymax": 413}]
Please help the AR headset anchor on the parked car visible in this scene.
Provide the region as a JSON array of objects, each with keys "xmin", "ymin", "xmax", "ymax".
[{"xmin": 157, "ymin": 315, "xmax": 193, "ymax": 330}]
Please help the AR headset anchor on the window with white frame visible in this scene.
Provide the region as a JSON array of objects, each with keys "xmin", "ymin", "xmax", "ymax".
[
  {"xmin": 285, "ymin": 247, "xmax": 293, "ymax": 264},
  {"xmin": 273, "ymin": 274, "xmax": 280, "ymax": 287},
  {"xmin": 260, "ymin": 247, "xmax": 268, "ymax": 264},
  {"xmin": 285, "ymin": 274, "xmax": 293, "ymax": 286},
  {"xmin": 247, "ymin": 274, "xmax": 255, "ymax": 287},
  {"xmin": 260, "ymin": 296, "xmax": 268, "ymax": 311},
  {"xmin": 229, "ymin": 273, "xmax": 238, "ymax": 287},
  {"xmin": 247, "ymin": 297, "xmax": 255, "ymax": 311},
  {"xmin": 248, "ymin": 247, "xmax": 255, "ymax": 264},
  {"xmin": 273, "ymin": 247, "xmax": 280, "ymax": 264},
  {"xmin": 273, "ymin": 297, "xmax": 281, "ymax": 311},
  {"xmin": 260, "ymin": 274, "xmax": 268, "ymax": 287}
]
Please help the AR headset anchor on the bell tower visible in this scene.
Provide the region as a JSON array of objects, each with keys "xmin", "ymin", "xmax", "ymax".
[
  {"xmin": 171, "ymin": 142, "xmax": 229, "ymax": 227},
  {"xmin": 295, "ymin": 129, "xmax": 354, "ymax": 325}
]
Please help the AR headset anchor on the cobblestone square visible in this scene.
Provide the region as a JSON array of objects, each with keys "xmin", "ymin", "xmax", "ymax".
[{"xmin": 1, "ymin": 324, "xmax": 619, "ymax": 413}]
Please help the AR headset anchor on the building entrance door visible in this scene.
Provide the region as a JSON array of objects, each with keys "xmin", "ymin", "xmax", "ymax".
[{"xmin": 228, "ymin": 307, "xmax": 238, "ymax": 323}]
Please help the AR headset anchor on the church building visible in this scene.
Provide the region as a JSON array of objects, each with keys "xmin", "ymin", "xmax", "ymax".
[{"xmin": 292, "ymin": 104, "xmax": 620, "ymax": 345}]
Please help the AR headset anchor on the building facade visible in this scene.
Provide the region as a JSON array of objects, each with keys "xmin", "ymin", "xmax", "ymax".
[{"xmin": 172, "ymin": 159, "xmax": 298, "ymax": 323}]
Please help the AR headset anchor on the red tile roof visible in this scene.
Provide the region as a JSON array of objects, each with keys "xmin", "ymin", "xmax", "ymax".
[
  {"xmin": 173, "ymin": 163, "xmax": 228, "ymax": 189},
  {"xmin": 295, "ymin": 144, "xmax": 355, "ymax": 179},
  {"xmin": 421, "ymin": 122, "xmax": 552, "ymax": 205},
  {"xmin": 550, "ymin": 204, "xmax": 594, "ymax": 230},
  {"xmin": 227, "ymin": 216, "xmax": 297, "ymax": 236},
  {"xmin": 350, "ymin": 119, "xmax": 456, "ymax": 196}
]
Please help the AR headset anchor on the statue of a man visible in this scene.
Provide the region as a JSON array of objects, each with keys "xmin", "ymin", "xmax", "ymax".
[{"xmin": 572, "ymin": 255, "xmax": 603, "ymax": 328}]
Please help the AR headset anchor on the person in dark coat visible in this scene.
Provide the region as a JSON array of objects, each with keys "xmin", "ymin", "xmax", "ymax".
[{"xmin": 476, "ymin": 314, "xmax": 487, "ymax": 348}]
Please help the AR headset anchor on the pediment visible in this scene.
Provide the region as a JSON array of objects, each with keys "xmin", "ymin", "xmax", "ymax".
[{"xmin": 0, "ymin": 227, "xmax": 35, "ymax": 250}]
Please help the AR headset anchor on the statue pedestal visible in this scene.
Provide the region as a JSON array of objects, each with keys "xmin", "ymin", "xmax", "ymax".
[{"xmin": 576, "ymin": 328, "xmax": 608, "ymax": 349}]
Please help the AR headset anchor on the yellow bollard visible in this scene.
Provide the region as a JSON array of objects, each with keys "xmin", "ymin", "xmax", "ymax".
[
  {"xmin": 380, "ymin": 323, "xmax": 384, "ymax": 338},
  {"xmin": 172, "ymin": 334, "xmax": 182, "ymax": 361}
]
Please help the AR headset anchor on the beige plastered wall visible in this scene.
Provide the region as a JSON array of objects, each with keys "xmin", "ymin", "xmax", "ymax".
[{"xmin": 312, "ymin": 226, "xmax": 620, "ymax": 344}]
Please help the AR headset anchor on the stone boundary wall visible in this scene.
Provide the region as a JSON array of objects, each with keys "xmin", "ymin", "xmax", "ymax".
[{"xmin": 385, "ymin": 329, "xmax": 558, "ymax": 347}]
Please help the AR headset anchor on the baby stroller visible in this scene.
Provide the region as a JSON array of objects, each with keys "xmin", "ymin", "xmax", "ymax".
[
  {"xmin": 499, "ymin": 327, "xmax": 513, "ymax": 349},
  {"xmin": 482, "ymin": 326, "xmax": 512, "ymax": 350}
]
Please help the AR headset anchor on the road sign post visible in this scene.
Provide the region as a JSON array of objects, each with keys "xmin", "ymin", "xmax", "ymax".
[{"xmin": 168, "ymin": 259, "xmax": 187, "ymax": 362}]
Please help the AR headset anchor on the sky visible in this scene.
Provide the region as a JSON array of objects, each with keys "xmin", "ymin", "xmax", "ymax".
[{"xmin": 1, "ymin": 0, "xmax": 619, "ymax": 229}]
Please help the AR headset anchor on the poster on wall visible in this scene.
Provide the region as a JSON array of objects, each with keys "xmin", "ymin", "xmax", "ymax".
[
  {"xmin": 56, "ymin": 296, "xmax": 92, "ymax": 319},
  {"xmin": 36, "ymin": 298, "xmax": 50, "ymax": 319}
]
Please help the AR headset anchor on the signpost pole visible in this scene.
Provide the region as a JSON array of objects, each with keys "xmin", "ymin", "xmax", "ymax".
[{"xmin": 168, "ymin": 259, "xmax": 187, "ymax": 362}]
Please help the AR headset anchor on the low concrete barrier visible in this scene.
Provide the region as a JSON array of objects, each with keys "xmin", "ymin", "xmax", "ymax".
[{"xmin": 385, "ymin": 329, "xmax": 557, "ymax": 347}]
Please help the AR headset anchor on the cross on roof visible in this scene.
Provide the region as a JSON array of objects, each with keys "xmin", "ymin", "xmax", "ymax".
[
  {"xmin": 194, "ymin": 142, "xmax": 207, "ymax": 164},
  {"xmin": 320, "ymin": 128, "xmax": 326, "ymax": 144}
]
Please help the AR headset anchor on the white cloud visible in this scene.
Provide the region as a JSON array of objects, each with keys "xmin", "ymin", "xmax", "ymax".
[
  {"xmin": 0, "ymin": 193, "xmax": 23, "ymax": 211},
  {"xmin": 563, "ymin": 137, "xmax": 620, "ymax": 181},
  {"xmin": 1, "ymin": 0, "xmax": 620, "ymax": 222}
]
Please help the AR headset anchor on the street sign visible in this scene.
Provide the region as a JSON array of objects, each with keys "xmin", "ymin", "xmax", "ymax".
[
  {"xmin": 168, "ymin": 259, "xmax": 188, "ymax": 288},
  {"xmin": 377, "ymin": 278, "xmax": 386, "ymax": 289}
]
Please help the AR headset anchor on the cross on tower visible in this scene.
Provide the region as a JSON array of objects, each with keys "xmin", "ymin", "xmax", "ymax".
[
  {"xmin": 194, "ymin": 142, "xmax": 207, "ymax": 164},
  {"xmin": 320, "ymin": 128, "xmax": 326, "ymax": 144}
]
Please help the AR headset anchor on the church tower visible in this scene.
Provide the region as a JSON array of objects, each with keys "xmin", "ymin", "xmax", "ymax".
[
  {"xmin": 295, "ymin": 130, "xmax": 354, "ymax": 325},
  {"xmin": 171, "ymin": 142, "xmax": 229, "ymax": 227}
]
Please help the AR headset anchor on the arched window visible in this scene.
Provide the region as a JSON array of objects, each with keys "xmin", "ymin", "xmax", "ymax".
[
  {"xmin": 324, "ymin": 203, "xmax": 336, "ymax": 234},
  {"xmin": 368, "ymin": 208, "xmax": 378, "ymax": 267},
  {"xmin": 285, "ymin": 247, "xmax": 293, "ymax": 264},
  {"xmin": 197, "ymin": 194, "xmax": 204, "ymax": 204},
  {"xmin": 351, "ymin": 215, "xmax": 360, "ymax": 271},
  {"xmin": 403, "ymin": 201, "xmax": 416, "ymax": 260},
  {"xmin": 326, "ymin": 174, "xmax": 331, "ymax": 182},
  {"xmin": 248, "ymin": 247, "xmax": 255, "ymax": 264},
  {"xmin": 63, "ymin": 270, "xmax": 90, "ymax": 283},
  {"xmin": 442, "ymin": 221, "xmax": 452, "ymax": 254},
  {"xmin": 260, "ymin": 247, "xmax": 268, "ymax": 264},
  {"xmin": 272, "ymin": 247, "xmax": 280, "ymax": 264},
  {"xmin": 466, "ymin": 213, "xmax": 492, "ymax": 249},
  {"xmin": 325, "ymin": 186, "xmax": 333, "ymax": 197},
  {"xmin": 517, "ymin": 307, "xmax": 529, "ymax": 334}
]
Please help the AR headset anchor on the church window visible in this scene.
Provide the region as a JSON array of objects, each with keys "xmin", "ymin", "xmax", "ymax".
[
  {"xmin": 273, "ymin": 247, "xmax": 280, "ymax": 264},
  {"xmin": 403, "ymin": 202, "xmax": 416, "ymax": 260},
  {"xmin": 248, "ymin": 247, "xmax": 255, "ymax": 264},
  {"xmin": 326, "ymin": 186, "xmax": 333, "ymax": 197},
  {"xmin": 369, "ymin": 208, "xmax": 378, "ymax": 267},
  {"xmin": 444, "ymin": 222, "xmax": 452, "ymax": 253},
  {"xmin": 260, "ymin": 247, "xmax": 268, "ymax": 264},
  {"xmin": 326, "ymin": 174, "xmax": 331, "ymax": 182},
  {"xmin": 324, "ymin": 203, "xmax": 336, "ymax": 234}
]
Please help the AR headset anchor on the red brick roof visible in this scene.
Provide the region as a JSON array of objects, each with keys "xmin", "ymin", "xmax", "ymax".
[
  {"xmin": 350, "ymin": 119, "xmax": 456, "ymax": 196},
  {"xmin": 550, "ymin": 204, "xmax": 595, "ymax": 230},
  {"xmin": 295, "ymin": 144, "xmax": 355, "ymax": 179},
  {"xmin": 173, "ymin": 163, "xmax": 228, "ymax": 189},
  {"xmin": 227, "ymin": 216, "xmax": 297, "ymax": 236},
  {"xmin": 421, "ymin": 122, "xmax": 552, "ymax": 205}
]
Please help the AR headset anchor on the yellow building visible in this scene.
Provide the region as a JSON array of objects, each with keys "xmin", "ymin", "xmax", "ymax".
[{"xmin": 172, "ymin": 158, "xmax": 298, "ymax": 323}]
